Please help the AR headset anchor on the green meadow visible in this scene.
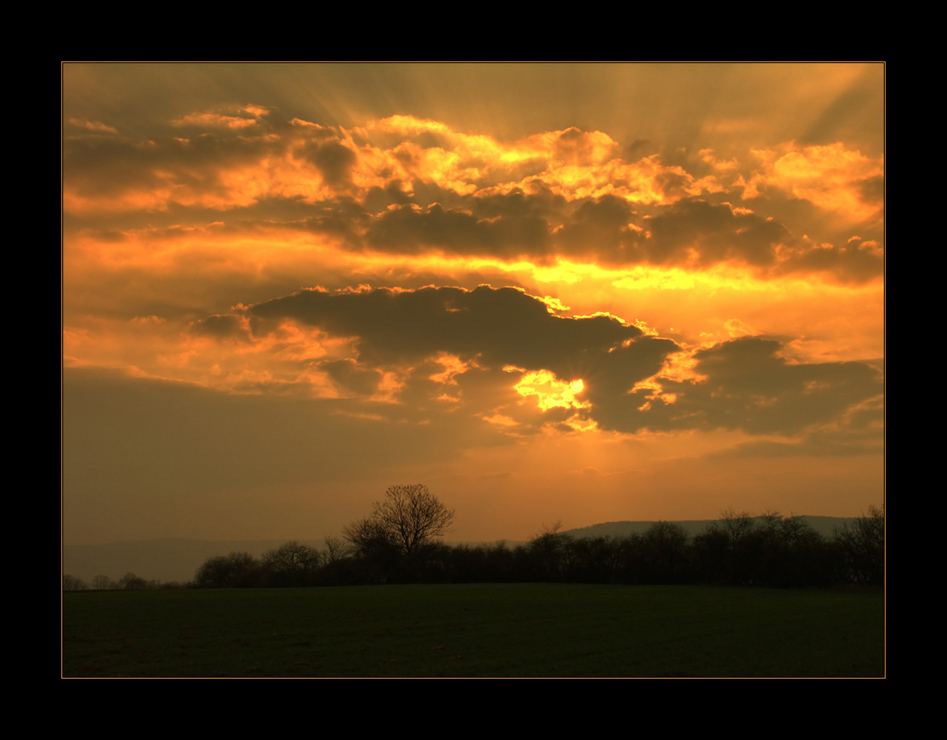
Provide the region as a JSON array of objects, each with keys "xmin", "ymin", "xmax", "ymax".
[{"xmin": 62, "ymin": 583, "xmax": 884, "ymax": 677}]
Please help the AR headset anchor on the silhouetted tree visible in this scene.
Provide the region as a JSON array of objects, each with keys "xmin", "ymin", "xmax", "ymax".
[
  {"xmin": 261, "ymin": 541, "xmax": 322, "ymax": 587},
  {"xmin": 91, "ymin": 575, "xmax": 114, "ymax": 590},
  {"xmin": 835, "ymin": 506, "xmax": 884, "ymax": 586},
  {"xmin": 749, "ymin": 513, "xmax": 829, "ymax": 587},
  {"xmin": 118, "ymin": 572, "xmax": 151, "ymax": 590},
  {"xmin": 62, "ymin": 574, "xmax": 88, "ymax": 591},
  {"xmin": 638, "ymin": 522, "xmax": 691, "ymax": 583},
  {"xmin": 694, "ymin": 510, "xmax": 755, "ymax": 584},
  {"xmin": 346, "ymin": 484, "xmax": 455, "ymax": 557},
  {"xmin": 194, "ymin": 551, "xmax": 260, "ymax": 588},
  {"xmin": 342, "ymin": 516, "xmax": 404, "ymax": 584},
  {"xmin": 579, "ymin": 536, "xmax": 627, "ymax": 583},
  {"xmin": 528, "ymin": 521, "xmax": 570, "ymax": 581},
  {"xmin": 344, "ymin": 517, "xmax": 400, "ymax": 557},
  {"xmin": 446, "ymin": 541, "xmax": 519, "ymax": 583},
  {"xmin": 323, "ymin": 535, "xmax": 349, "ymax": 563}
]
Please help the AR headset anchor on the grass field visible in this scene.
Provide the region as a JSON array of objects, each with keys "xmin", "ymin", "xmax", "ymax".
[{"xmin": 62, "ymin": 583, "xmax": 884, "ymax": 677}]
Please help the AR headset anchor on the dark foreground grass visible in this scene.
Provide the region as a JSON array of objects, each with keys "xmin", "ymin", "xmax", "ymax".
[{"xmin": 62, "ymin": 584, "xmax": 884, "ymax": 677}]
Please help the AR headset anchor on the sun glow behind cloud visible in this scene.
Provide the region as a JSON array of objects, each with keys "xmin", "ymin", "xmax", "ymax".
[{"xmin": 512, "ymin": 369, "xmax": 589, "ymax": 411}]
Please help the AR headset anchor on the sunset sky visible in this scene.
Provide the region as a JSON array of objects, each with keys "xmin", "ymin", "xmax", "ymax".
[{"xmin": 62, "ymin": 63, "xmax": 884, "ymax": 546}]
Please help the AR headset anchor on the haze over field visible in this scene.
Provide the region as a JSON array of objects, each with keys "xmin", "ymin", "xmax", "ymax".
[{"xmin": 62, "ymin": 63, "xmax": 884, "ymax": 547}]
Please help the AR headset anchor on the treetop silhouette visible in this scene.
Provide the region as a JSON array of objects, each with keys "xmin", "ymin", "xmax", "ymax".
[{"xmin": 345, "ymin": 484, "xmax": 455, "ymax": 557}]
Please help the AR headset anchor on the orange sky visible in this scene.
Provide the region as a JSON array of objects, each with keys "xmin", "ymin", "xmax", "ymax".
[{"xmin": 62, "ymin": 63, "xmax": 884, "ymax": 545}]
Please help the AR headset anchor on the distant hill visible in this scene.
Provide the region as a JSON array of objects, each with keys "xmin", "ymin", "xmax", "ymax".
[
  {"xmin": 63, "ymin": 516, "xmax": 859, "ymax": 585},
  {"xmin": 564, "ymin": 516, "xmax": 855, "ymax": 541}
]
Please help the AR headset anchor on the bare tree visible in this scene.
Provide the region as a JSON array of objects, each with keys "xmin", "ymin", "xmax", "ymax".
[
  {"xmin": 835, "ymin": 505, "xmax": 884, "ymax": 586},
  {"xmin": 262, "ymin": 541, "xmax": 321, "ymax": 574},
  {"xmin": 323, "ymin": 535, "xmax": 350, "ymax": 563},
  {"xmin": 194, "ymin": 552, "xmax": 259, "ymax": 588},
  {"xmin": 528, "ymin": 521, "xmax": 570, "ymax": 580},
  {"xmin": 91, "ymin": 574, "xmax": 114, "ymax": 590},
  {"xmin": 118, "ymin": 572, "xmax": 151, "ymax": 590},
  {"xmin": 343, "ymin": 516, "xmax": 398, "ymax": 557},
  {"xmin": 261, "ymin": 541, "xmax": 322, "ymax": 586},
  {"xmin": 346, "ymin": 484, "xmax": 455, "ymax": 557},
  {"xmin": 718, "ymin": 509, "xmax": 754, "ymax": 545},
  {"xmin": 62, "ymin": 574, "xmax": 88, "ymax": 591}
]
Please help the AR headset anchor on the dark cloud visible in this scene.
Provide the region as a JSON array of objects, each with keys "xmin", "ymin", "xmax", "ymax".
[
  {"xmin": 639, "ymin": 336, "xmax": 882, "ymax": 436},
  {"xmin": 320, "ymin": 358, "xmax": 383, "ymax": 397},
  {"xmin": 361, "ymin": 183, "xmax": 566, "ymax": 259},
  {"xmin": 246, "ymin": 287, "xmax": 881, "ymax": 439},
  {"xmin": 64, "ymin": 136, "xmax": 165, "ymax": 197},
  {"xmin": 354, "ymin": 188, "xmax": 878, "ymax": 281},
  {"xmin": 644, "ymin": 199, "xmax": 789, "ymax": 267},
  {"xmin": 249, "ymin": 286, "xmax": 654, "ymax": 374},
  {"xmin": 303, "ymin": 140, "xmax": 357, "ymax": 187},
  {"xmin": 366, "ymin": 204, "xmax": 485, "ymax": 255},
  {"xmin": 63, "ymin": 128, "xmax": 281, "ymax": 200},
  {"xmin": 65, "ymin": 107, "xmax": 880, "ymax": 283},
  {"xmin": 297, "ymin": 197, "xmax": 370, "ymax": 241},
  {"xmin": 190, "ymin": 313, "xmax": 250, "ymax": 340},
  {"xmin": 554, "ymin": 195, "xmax": 643, "ymax": 262},
  {"xmin": 362, "ymin": 181, "xmax": 416, "ymax": 213},
  {"xmin": 653, "ymin": 169, "xmax": 695, "ymax": 202},
  {"xmin": 777, "ymin": 237, "xmax": 883, "ymax": 283},
  {"xmin": 365, "ymin": 202, "xmax": 551, "ymax": 258}
]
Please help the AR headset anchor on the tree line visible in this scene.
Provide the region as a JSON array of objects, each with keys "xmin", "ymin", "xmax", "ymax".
[
  {"xmin": 62, "ymin": 572, "xmax": 183, "ymax": 592},
  {"xmin": 63, "ymin": 485, "xmax": 884, "ymax": 590}
]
